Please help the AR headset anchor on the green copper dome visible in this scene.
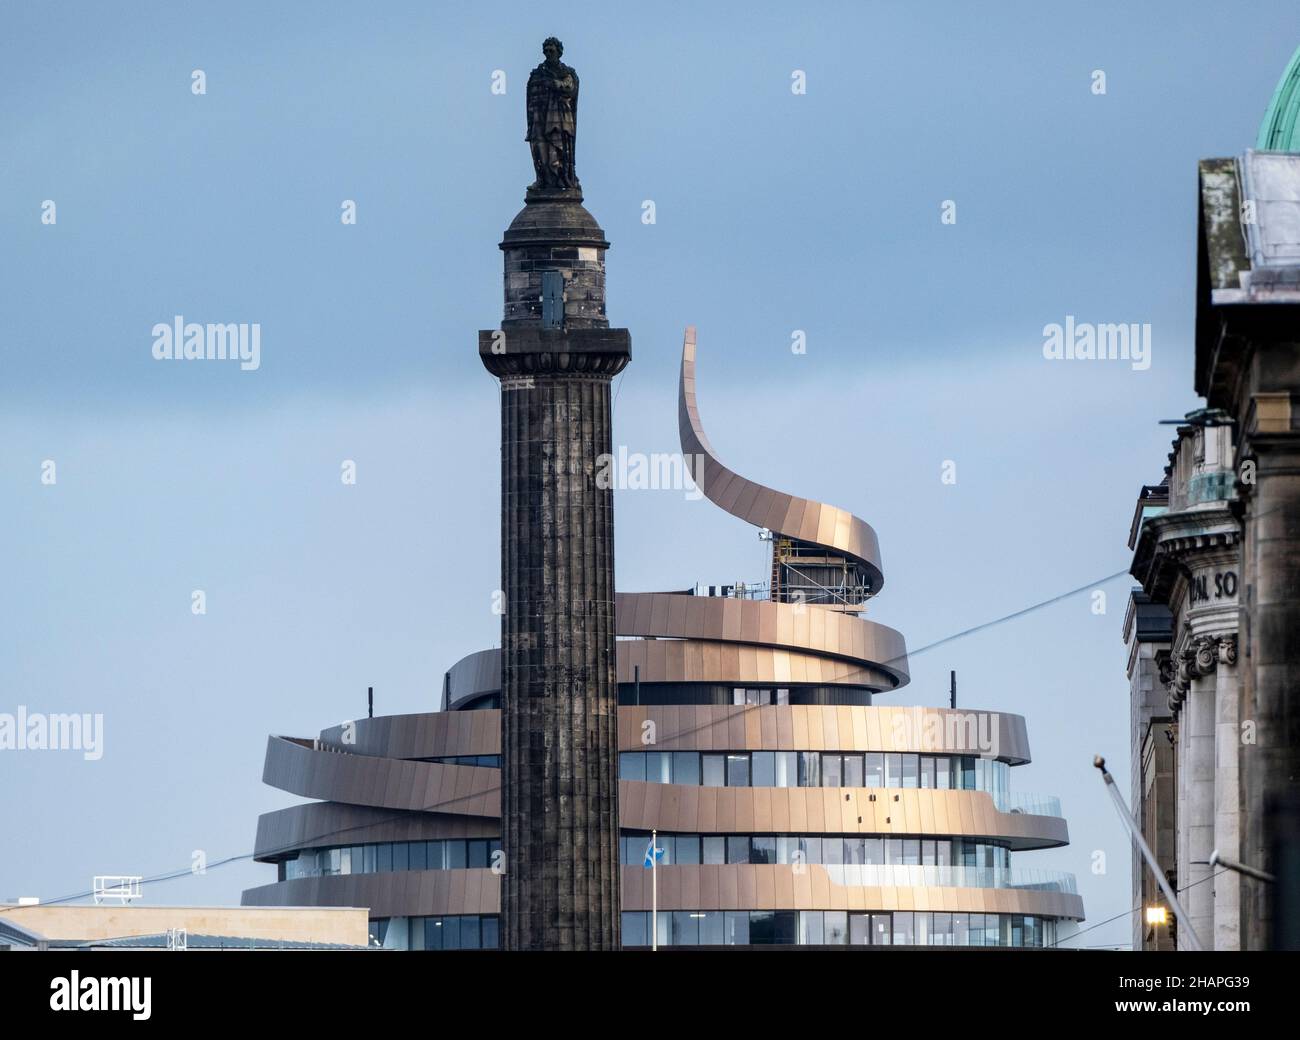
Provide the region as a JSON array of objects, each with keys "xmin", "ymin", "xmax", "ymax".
[{"xmin": 1258, "ymin": 44, "xmax": 1300, "ymax": 151}]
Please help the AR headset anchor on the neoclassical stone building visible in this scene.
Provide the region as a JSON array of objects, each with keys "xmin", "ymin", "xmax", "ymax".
[{"xmin": 1127, "ymin": 54, "xmax": 1300, "ymax": 949}]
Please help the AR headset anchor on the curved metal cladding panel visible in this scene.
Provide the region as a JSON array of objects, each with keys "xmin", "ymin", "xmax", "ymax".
[
  {"xmin": 317, "ymin": 711, "xmax": 500, "ymax": 760},
  {"xmin": 261, "ymin": 736, "xmax": 499, "ymax": 818},
  {"xmin": 272, "ymin": 705, "xmax": 1030, "ymax": 765},
  {"xmin": 678, "ymin": 326, "xmax": 884, "ymax": 593},
  {"xmin": 619, "ymin": 866, "xmax": 1084, "ymax": 920},
  {"xmin": 442, "ymin": 649, "xmax": 501, "ymax": 712},
  {"xmin": 243, "ymin": 870, "xmax": 500, "ymax": 917},
  {"xmin": 617, "ymin": 782, "xmax": 1067, "ymax": 851},
  {"xmin": 615, "ymin": 592, "xmax": 908, "ymax": 688},
  {"xmin": 615, "ymin": 639, "xmax": 891, "ymax": 688},
  {"xmin": 617, "ymin": 705, "xmax": 1031, "ymax": 763},
  {"xmin": 254, "ymin": 803, "xmax": 497, "ymax": 861}
]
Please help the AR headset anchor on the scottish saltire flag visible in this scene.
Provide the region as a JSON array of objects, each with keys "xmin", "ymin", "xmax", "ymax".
[{"xmin": 643, "ymin": 837, "xmax": 664, "ymax": 868}]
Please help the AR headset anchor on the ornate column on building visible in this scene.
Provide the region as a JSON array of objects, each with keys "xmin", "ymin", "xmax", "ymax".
[
  {"xmin": 1122, "ymin": 568, "xmax": 1174, "ymax": 950},
  {"xmin": 1130, "ymin": 414, "xmax": 1242, "ymax": 950},
  {"xmin": 478, "ymin": 37, "xmax": 628, "ymax": 950}
]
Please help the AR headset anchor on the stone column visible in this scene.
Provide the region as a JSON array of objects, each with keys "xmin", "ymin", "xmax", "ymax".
[
  {"xmin": 1241, "ymin": 432, "xmax": 1300, "ymax": 949},
  {"xmin": 1182, "ymin": 643, "xmax": 1217, "ymax": 949},
  {"xmin": 480, "ymin": 188, "xmax": 629, "ymax": 951},
  {"xmin": 1213, "ymin": 635, "xmax": 1240, "ymax": 950}
]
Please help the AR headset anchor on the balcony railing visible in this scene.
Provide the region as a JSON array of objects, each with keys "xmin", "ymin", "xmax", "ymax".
[
  {"xmin": 991, "ymin": 791, "xmax": 1062, "ymax": 818},
  {"xmin": 823, "ymin": 864, "xmax": 1077, "ymax": 894}
]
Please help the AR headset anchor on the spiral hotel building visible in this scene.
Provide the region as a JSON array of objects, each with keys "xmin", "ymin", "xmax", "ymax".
[{"xmin": 242, "ymin": 328, "xmax": 1084, "ymax": 949}]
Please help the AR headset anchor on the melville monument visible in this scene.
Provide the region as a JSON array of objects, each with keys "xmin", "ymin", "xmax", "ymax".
[{"xmin": 479, "ymin": 37, "xmax": 628, "ymax": 950}]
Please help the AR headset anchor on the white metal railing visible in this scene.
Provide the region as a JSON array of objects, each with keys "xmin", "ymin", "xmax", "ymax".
[{"xmin": 92, "ymin": 875, "xmax": 143, "ymax": 905}]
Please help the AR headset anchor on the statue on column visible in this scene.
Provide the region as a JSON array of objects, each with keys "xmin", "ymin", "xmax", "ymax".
[{"xmin": 526, "ymin": 37, "xmax": 580, "ymax": 192}]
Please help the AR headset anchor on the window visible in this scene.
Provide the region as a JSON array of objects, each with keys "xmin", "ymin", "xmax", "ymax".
[
  {"xmin": 863, "ymin": 838, "xmax": 883, "ymax": 865},
  {"xmin": 798, "ymin": 836, "xmax": 821, "ymax": 865},
  {"xmin": 751, "ymin": 836, "xmax": 776, "ymax": 865},
  {"xmin": 377, "ymin": 844, "xmax": 392, "ymax": 873},
  {"xmin": 752, "ymin": 751, "xmax": 775, "ymax": 788},
  {"xmin": 364, "ymin": 845, "xmax": 376, "ymax": 873},
  {"xmin": 776, "ymin": 836, "xmax": 799, "ymax": 864},
  {"xmin": 919, "ymin": 756, "xmax": 936, "ymax": 789},
  {"xmin": 699, "ymin": 911, "xmax": 723, "ymax": 946},
  {"xmin": 960, "ymin": 756, "xmax": 976, "ymax": 790},
  {"xmin": 824, "ymin": 911, "xmax": 848, "ymax": 945},
  {"xmin": 672, "ymin": 752, "xmax": 700, "ymax": 786},
  {"xmin": 844, "ymin": 837, "xmax": 865, "ymax": 865},
  {"xmin": 870, "ymin": 913, "xmax": 891, "ymax": 946},
  {"xmin": 901, "ymin": 754, "xmax": 919, "ymax": 788},
  {"xmin": 901, "ymin": 839, "xmax": 920, "ymax": 865},
  {"xmin": 932, "ymin": 912, "xmax": 952, "ymax": 946},
  {"xmin": 461, "ymin": 916, "xmax": 482, "ymax": 950},
  {"xmin": 428, "ymin": 841, "xmax": 445, "ymax": 871},
  {"xmin": 338, "ymin": 847, "xmax": 351, "ymax": 874},
  {"xmin": 645, "ymin": 752, "xmax": 671, "ymax": 785},
  {"xmin": 703, "ymin": 836, "xmax": 726, "ymax": 865},
  {"xmin": 447, "ymin": 840, "xmax": 467, "ymax": 869},
  {"xmin": 409, "ymin": 842, "xmax": 427, "ymax": 871},
  {"xmin": 821, "ymin": 754, "xmax": 843, "ymax": 788},
  {"xmin": 823, "ymin": 837, "xmax": 844, "ymax": 865},
  {"xmin": 726, "ymin": 754, "xmax": 750, "ymax": 787},
  {"xmin": 724, "ymin": 911, "xmax": 749, "ymax": 945},
  {"xmin": 799, "ymin": 911, "xmax": 824, "ymax": 945},
  {"xmin": 884, "ymin": 753, "xmax": 902, "ymax": 787},
  {"xmin": 675, "ymin": 834, "xmax": 701, "ymax": 865},
  {"xmin": 936, "ymin": 757, "xmax": 953, "ymax": 789},
  {"xmin": 392, "ymin": 843, "xmax": 408, "ymax": 872},
  {"xmin": 541, "ymin": 270, "xmax": 564, "ymax": 328},
  {"xmin": 842, "ymin": 754, "xmax": 864, "ymax": 787},
  {"xmin": 850, "ymin": 913, "xmax": 871, "ymax": 945},
  {"xmin": 619, "ymin": 752, "xmax": 645, "ymax": 781},
  {"xmin": 482, "ymin": 916, "xmax": 499, "ymax": 950},
  {"xmin": 893, "ymin": 911, "xmax": 914, "ymax": 946},
  {"xmin": 773, "ymin": 751, "xmax": 797, "ymax": 788},
  {"xmin": 672, "ymin": 912, "xmax": 700, "ymax": 946},
  {"xmin": 864, "ymin": 752, "xmax": 884, "ymax": 787},
  {"xmin": 468, "ymin": 840, "xmax": 489, "ymax": 869},
  {"xmin": 726, "ymin": 836, "xmax": 750, "ymax": 864},
  {"xmin": 798, "ymin": 751, "xmax": 820, "ymax": 788},
  {"xmin": 702, "ymin": 754, "xmax": 726, "ymax": 787}
]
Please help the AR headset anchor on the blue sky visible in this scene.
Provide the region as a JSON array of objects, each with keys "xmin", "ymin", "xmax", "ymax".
[{"xmin": 2, "ymin": 0, "xmax": 1296, "ymax": 949}]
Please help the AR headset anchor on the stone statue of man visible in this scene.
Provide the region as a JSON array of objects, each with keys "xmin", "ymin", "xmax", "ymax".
[{"xmin": 526, "ymin": 37, "xmax": 579, "ymax": 191}]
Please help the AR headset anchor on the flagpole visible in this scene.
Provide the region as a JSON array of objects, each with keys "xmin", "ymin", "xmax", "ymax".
[{"xmin": 651, "ymin": 828, "xmax": 658, "ymax": 952}]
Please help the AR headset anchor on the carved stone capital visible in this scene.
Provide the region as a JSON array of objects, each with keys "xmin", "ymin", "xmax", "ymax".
[
  {"xmin": 1191, "ymin": 636, "xmax": 1219, "ymax": 677},
  {"xmin": 1218, "ymin": 633, "xmax": 1238, "ymax": 667}
]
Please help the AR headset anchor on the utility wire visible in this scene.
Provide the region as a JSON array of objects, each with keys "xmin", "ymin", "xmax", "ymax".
[{"xmin": 0, "ymin": 564, "xmax": 1162, "ymax": 916}]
